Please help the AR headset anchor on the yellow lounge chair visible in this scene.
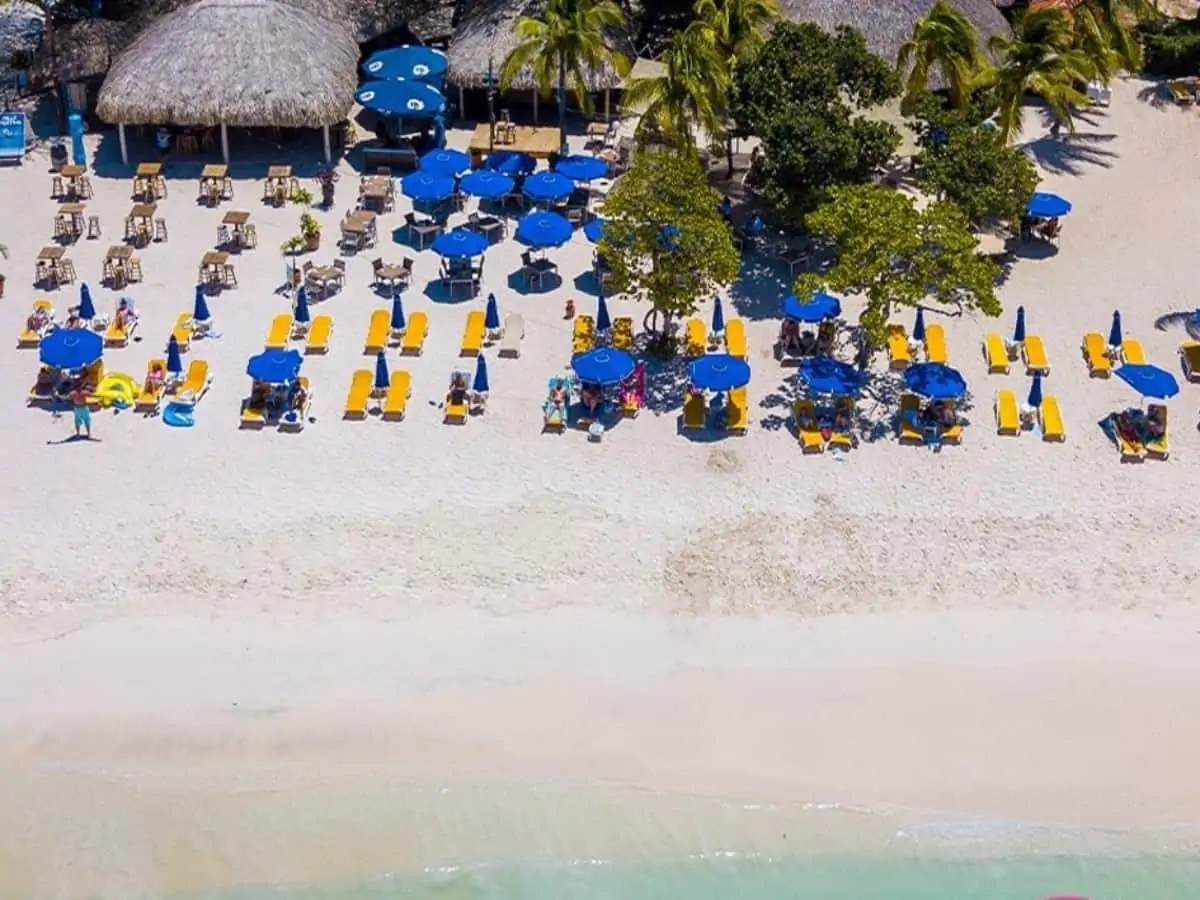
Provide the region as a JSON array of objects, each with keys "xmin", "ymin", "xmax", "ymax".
[
  {"xmin": 941, "ymin": 402, "xmax": 962, "ymax": 444},
  {"xmin": 444, "ymin": 391, "xmax": 468, "ymax": 424},
  {"xmin": 793, "ymin": 399, "xmax": 825, "ymax": 453},
  {"xmin": 305, "ymin": 315, "xmax": 332, "ymax": 354},
  {"xmin": 240, "ymin": 398, "xmax": 266, "ymax": 428},
  {"xmin": 829, "ymin": 398, "xmax": 855, "ymax": 451},
  {"xmin": 400, "ymin": 311, "xmax": 429, "ymax": 356},
  {"xmin": 725, "ymin": 387, "xmax": 749, "ymax": 434},
  {"xmin": 172, "ymin": 313, "xmax": 193, "ymax": 352},
  {"xmin": 887, "ymin": 324, "xmax": 910, "ymax": 371},
  {"xmin": 279, "ymin": 376, "xmax": 310, "ymax": 432},
  {"xmin": 343, "ymin": 369, "xmax": 372, "ymax": 420},
  {"xmin": 995, "ymin": 389, "xmax": 1019, "ymax": 436},
  {"xmin": 1082, "ymin": 332, "xmax": 1111, "ymax": 377},
  {"xmin": 1120, "ymin": 338, "xmax": 1145, "ymax": 365},
  {"xmin": 1116, "ymin": 430, "xmax": 1143, "ymax": 462},
  {"xmin": 1022, "ymin": 335, "xmax": 1050, "ymax": 375},
  {"xmin": 177, "ymin": 359, "xmax": 210, "ymax": 403},
  {"xmin": 898, "ymin": 393, "xmax": 923, "ymax": 444},
  {"xmin": 1179, "ymin": 341, "xmax": 1200, "ymax": 382},
  {"xmin": 364, "ymin": 309, "xmax": 389, "ymax": 354},
  {"xmin": 461, "ymin": 310, "xmax": 485, "ymax": 357},
  {"xmin": 1146, "ymin": 404, "xmax": 1169, "ymax": 460},
  {"xmin": 611, "ymin": 316, "xmax": 634, "ymax": 351},
  {"xmin": 104, "ymin": 313, "xmax": 135, "ymax": 347},
  {"xmin": 134, "ymin": 357, "xmax": 167, "ymax": 413},
  {"xmin": 685, "ymin": 318, "xmax": 706, "ymax": 357},
  {"xmin": 1040, "ymin": 395, "xmax": 1065, "ymax": 442},
  {"xmin": 265, "ymin": 314, "xmax": 292, "ymax": 350},
  {"xmin": 1169, "ymin": 79, "xmax": 1194, "ymax": 105},
  {"xmin": 682, "ymin": 392, "xmax": 707, "ymax": 430},
  {"xmin": 18, "ymin": 300, "xmax": 53, "ymax": 348},
  {"xmin": 725, "ymin": 318, "xmax": 747, "ymax": 359},
  {"xmin": 573, "ymin": 315, "xmax": 595, "ymax": 355},
  {"xmin": 382, "ymin": 370, "xmax": 411, "ymax": 421},
  {"xmin": 984, "ymin": 333, "xmax": 1009, "ymax": 374},
  {"xmin": 924, "ymin": 323, "xmax": 948, "ymax": 364}
]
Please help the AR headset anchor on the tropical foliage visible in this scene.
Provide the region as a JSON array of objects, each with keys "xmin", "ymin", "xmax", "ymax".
[{"xmin": 896, "ymin": 0, "xmax": 987, "ymax": 115}]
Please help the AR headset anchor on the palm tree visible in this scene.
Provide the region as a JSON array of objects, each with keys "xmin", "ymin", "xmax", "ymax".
[
  {"xmin": 1069, "ymin": 0, "xmax": 1157, "ymax": 78},
  {"xmin": 499, "ymin": 0, "xmax": 630, "ymax": 156},
  {"xmin": 978, "ymin": 7, "xmax": 1093, "ymax": 144},
  {"xmin": 896, "ymin": 0, "xmax": 987, "ymax": 116},
  {"xmin": 623, "ymin": 21, "xmax": 727, "ymax": 148}
]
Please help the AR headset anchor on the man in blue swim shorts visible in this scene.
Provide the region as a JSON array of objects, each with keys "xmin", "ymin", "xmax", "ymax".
[{"xmin": 69, "ymin": 382, "xmax": 92, "ymax": 438}]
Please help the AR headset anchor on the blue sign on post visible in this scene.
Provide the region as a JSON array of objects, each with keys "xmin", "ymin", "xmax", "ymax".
[{"xmin": 0, "ymin": 111, "xmax": 26, "ymax": 162}]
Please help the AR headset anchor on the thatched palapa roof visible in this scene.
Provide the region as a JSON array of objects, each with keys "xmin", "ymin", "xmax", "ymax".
[{"xmin": 97, "ymin": 0, "xmax": 359, "ymax": 127}]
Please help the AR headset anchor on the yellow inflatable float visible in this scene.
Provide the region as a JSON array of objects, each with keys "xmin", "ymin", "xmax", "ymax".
[{"xmin": 94, "ymin": 372, "xmax": 137, "ymax": 408}]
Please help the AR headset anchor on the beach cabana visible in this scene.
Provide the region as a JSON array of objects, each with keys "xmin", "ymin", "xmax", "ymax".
[{"xmin": 96, "ymin": 0, "xmax": 359, "ymax": 165}]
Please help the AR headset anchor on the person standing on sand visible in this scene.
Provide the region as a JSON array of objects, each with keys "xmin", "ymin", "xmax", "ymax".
[{"xmin": 68, "ymin": 382, "xmax": 92, "ymax": 438}]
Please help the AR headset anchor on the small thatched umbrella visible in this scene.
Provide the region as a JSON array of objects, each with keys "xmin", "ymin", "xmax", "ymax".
[{"xmin": 97, "ymin": 0, "xmax": 359, "ymax": 163}]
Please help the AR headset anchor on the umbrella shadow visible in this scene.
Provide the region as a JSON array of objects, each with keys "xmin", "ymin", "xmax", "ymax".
[
  {"xmin": 389, "ymin": 226, "xmax": 426, "ymax": 250},
  {"xmin": 1005, "ymin": 237, "xmax": 1059, "ymax": 261},
  {"xmin": 505, "ymin": 270, "xmax": 562, "ymax": 295},
  {"xmin": 1021, "ymin": 132, "xmax": 1118, "ymax": 176},
  {"xmin": 758, "ymin": 370, "xmax": 897, "ymax": 444},
  {"xmin": 572, "ymin": 270, "xmax": 604, "ymax": 298},
  {"xmin": 729, "ymin": 254, "xmax": 792, "ymax": 322},
  {"xmin": 422, "ymin": 278, "xmax": 477, "ymax": 304}
]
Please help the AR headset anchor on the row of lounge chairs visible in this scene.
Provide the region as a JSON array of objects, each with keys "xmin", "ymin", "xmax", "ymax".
[
  {"xmin": 681, "ymin": 317, "xmax": 748, "ymax": 359},
  {"xmin": 344, "ymin": 368, "xmax": 411, "ymax": 421},
  {"xmin": 240, "ymin": 378, "xmax": 312, "ymax": 431},
  {"xmin": 17, "ymin": 299, "xmax": 139, "ymax": 349},
  {"xmin": 792, "ymin": 398, "xmax": 854, "ymax": 453},
  {"xmin": 1082, "ymin": 332, "xmax": 1145, "ymax": 377},
  {"xmin": 263, "ymin": 313, "xmax": 333, "ymax": 354},
  {"xmin": 682, "ymin": 388, "xmax": 749, "ymax": 434},
  {"xmin": 887, "ymin": 323, "xmax": 949, "ymax": 369},
  {"xmin": 994, "ymin": 389, "xmax": 1065, "ymax": 441},
  {"xmin": 571, "ymin": 314, "xmax": 636, "ymax": 356},
  {"xmin": 983, "ymin": 332, "xmax": 1050, "ymax": 375}
]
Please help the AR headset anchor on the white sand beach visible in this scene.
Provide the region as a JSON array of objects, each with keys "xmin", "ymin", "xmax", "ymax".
[{"xmin": 3, "ymin": 78, "xmax": 1200, "ymax": 894}]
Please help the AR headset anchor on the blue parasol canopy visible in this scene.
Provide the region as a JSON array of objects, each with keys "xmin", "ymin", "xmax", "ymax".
[
  {"xmin": 166, "ymin": 334, "xmax": 183, "ymax": 375},
  {"xmin": 516, "ymin": 211, "xmax": 572, "ymax": 248},
  {"xmin": 40, "ymin": 327, "xmax": 102, "ymax": 370},
  {"xmin": 584, "ymin": 218, "xmax": 607, "ymax": 243},
  {"xmin": 1027, "ymin": 372, "xmax": 1043, "ymax": 408},
  {"xmin": 523, "ymin": 171, "xmax": 574, "ymax": 204},
  {"xmin": 374, "ymin": 350, "xmax": 390, "ymax": 391},
  {"xmin": 355, "ymin": 80, "xmax": 445, "ymax": 118},
  {"xmin": 293, "ymin": 285, "xmax": 311, "ymax": 324},
  {"xmin": 711, "ymin": 296, "xmax": 725, "ymax": 335},
  {"xmin": 596, "ymin": 289, "xmax": 611, "ymax": 333},
  {"xmin": 246, "ymin": 349, "xmax": 302, "ymax": 384},
  {"xmin": 1107, "ymin": 310, "xmax": 1122, "ymax": 348},
  {"xmin": 744, "ymin": 213, "xmax": 766, "ymax": 236},
  {"xmin": 362, "ymin": 45, "xmax": 448, "ymax": 84},
  {"xmin": 912, "ymin": 307, "xmax": 926, "ymax": 343},
  {"xmin": 1012, "ymin": 305, "xmax": 1026, "ymax": 344},
  {"xmin": 419, "ymin": 147, "xmax": 470, "ymax": 178},
  {"xmin": 799, "ymin": 356, "xmax": 865, "ymax": 396},
  {"xmin": 1026, "ymin": 192, "xmax": 1071, "ymax": 218},
  {"xmin": 1115, "ymin": 364, "xmax": 1179, "ymax": 400},
  {"xmin": 485, "ymin": 292, "xmax": 501, "ymax": 331},
  {"xmin": 78, "ymin": 283, "xmax": 96, "ymax": 321},
  {"xmin": 459, "ymin": 169, "xmax": 513, "ymax": 199},
  {"xmin": 401, "ymin": 171, "xmax": 455, "ymax": 202},
  {"xmin": 390, "ymin": 289, "xmax": 407, "ymax": 331},
  {"xmin": 690, "ymin": 353, "xmax": 751, "ymax": 392},
  {"xmin": 904, "ymin": 362, "xmax": 967, "ymax": 399},
  {"xmin": 432, "ymin": 228, "xmax": 488, "ymax": 258},
  {"xmin": 782, "ymin": 291, "xmax": 841, "ymax": 323},
  {"xmin": 555, "ymin": 154, "xmax": 608, "ymax": 181},
  {"xmin": 484, "ymin": 151, "xmax": 536, "ymax": 175},
  {"xmin": 194, "ymin": 284, "xmax": 211, "ymax": 322},
  {"xmin": 473, "ymin": 353, "xmax": 490, "ymax": 393},
  {"xmin": 572, "ymin": 347, "xmax": 635, "ymax": 385}
]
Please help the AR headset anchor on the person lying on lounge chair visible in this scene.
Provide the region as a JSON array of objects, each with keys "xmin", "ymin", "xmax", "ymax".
[
  {"xmin": 27, "ymin": 306, "xmax": 52, "ymax": 335},
  {"xmin": 288, "ymin": 382, "xmax": 308, "ymax": 414},
  {"xmin": 65, "ymin": 307, "xmax": 83, "ymax": 329},
  {"xmin": 797, "ymin": 331, "xmax": 818, "ymax": 356},
  {"xmin": 580, "ymin": 382, "xmax": 603, "ymax": 417},
  {"xmin": 816, "ymin": 322, "xmax": 836, "ymax": 355},
  {"xmin": 1039, "ymin": 218, "xmax": 1061, "ymax": 240},
  {"xmin": 778, "ymin": 320, "xmax": 801, "ymax": 355},
  {"xmin": 115, "ymin": 298, "xmax": 138, "ymax": 332},
  {"xmin": 449, "ymin": 372, "xmax": 469, "ymax": 407},
  {"xmin": 548, "ymin": 378, "xmax": 568, "ymax": 411},
  {"xmin": 34, "ymin": 366, "xmax": 58, "ymax": 394}
]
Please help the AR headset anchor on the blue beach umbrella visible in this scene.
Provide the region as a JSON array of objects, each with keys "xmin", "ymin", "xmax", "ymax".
[
  {"xmin": 912, "ymin": 307, "xmax": 926, "ymax": 344},
  {"xmin": 799, "ymin": 356, "xmax": 865, "ymax": 396},
  {"xmin": 401, "ymin": 171, "xmax": 455, "ymax": 203},
  {"xmin": 194, "ymin": 285, "xmax": 211, "ymax": 323},
  {"xmin": 355, "ymin": 80, "xmax": 445, "ymax": 118},
  {"xmin": 40, "ymin": 328, "xmax": 102, "ymax": 370},
  {"xmin": 584, "ymin": 218, "xmax": 607, "ymax": 243},
  {"xmin": 472, "ymin": 353, "xmax": 490, "ymax": 393},
  {"xmin": 516, "ymin": 211, "xmax": 572, "ymax": 248},
  {"xmin": 1027, "ymin": 372, "xmax": 1044, "ymax": 409},
  {"xmin": 744, "ymin": 213, "xmax": 766, "ymax": 236},
  {"xmin": 419, "ymin": 148, "xmax": 471, "ymax": 178},
  {"xmin": 555, "ymin": 154, "xmax": 608, "ymax": 181},
  {"xmin": 485, "ymin": 292, "xmax": 501, "ymax": 331},
  {"xmin": 484, "ymin": 151, "xmax": 536, "ymax": 175},
  {"xmin": 690, "ymin": 354, "xmax": 752, "ymax": 392},
  {"xmin": 459, "ymin": 169, "xmax": 513, "ymax": 199},
  {"xmin": 432, "ymin": 228, "xmax": 488, "ymax": 258},
  {"xmin": 782, "ymin": 291, "xmax": 841, "ymax": 323},
  {"xmin": 1107, "ymin": 310, "xmax": 1123, "ymax": 348},
  {"xmin": 1116, "ymin": 364, "xmax": 1179, "ymax": 400},
  {"xmin": 246, "ymin": 349, "xmax": 302, "ymax": 384},
  {"xmin": 390, "ymin": 289, "xmax": 407, "ymax": 332},
  {"xmin": 572, "ymin": 347, "xmax": 636, "ymax": 385},
  {"xmin": 374, "ymin": 350, "xmax": 390, "ymax": 392},
  {"xmin": 362, "ymin": 45, "xmax": 448, "ymax": 84},
  {"xmin": 523, "ymin": 171, "xmax": 574, "ymax": 204},
  {"xmin": 1026, "ymin": 192, "xmax": 1072, "ymax": 218},
  {"xmin": 596, "ymin": 289, "xmax": 612, "ymax": 333},
  {"xmin": 711, "ymin": 296, "xmax": 725, "ymax": 336},
  {"xmin": 165, "ymin": 334, "xmax": 183, "ymax": 376},
  {"xmin": 293, "ymin": 285, "xmax": 311, "ymax": 324},
  {"xmin": 903, "ymin": 362, "xmax": 967, "ymax": 399},
  {"xmin": 78, "ymin": 283, "xmax": 95, "ymax": 321},
  {"xmin": 1012, "ymin": 305, "xmax": 1026, "ymax": 344},
  {"xmin": 657, "ymin": 224, "xmax": 680, "ymax": 250}
]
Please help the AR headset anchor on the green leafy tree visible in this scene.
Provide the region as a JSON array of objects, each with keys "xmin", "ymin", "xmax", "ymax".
[
  {"xmin": 795, "ymin": 184, "xmax": 1001, "ymax": 348},
  {"xmin": 896, "ymin": 0, "xmax": 987, "ymax": 115},
  {"xmin": 623, "ymin": 21, "xmax": 726, "ymax": 148},
  {"xmin": 732, "ymin": 23, "xmax": 901, "ymax": 224},
  {"xmin": 600, "ymin": 147, "xmax": 740, "ymax": 348},
  {"xmin": 1071, "ymin": 0, "xmax": 1157, "ymax": 78},
  {"xmin": 499, "ymin": 0, "xmax": 630, "ymax": 155}
]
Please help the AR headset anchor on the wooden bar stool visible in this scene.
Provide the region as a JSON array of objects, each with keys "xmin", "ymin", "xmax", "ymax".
[
  {"xmin": 58, "ymin": 259, "xmax": 76, "ymax": 283},
  {"xmin": 128, "ymin": 258, "xmax": 143, "ymax": 282},
  {"xmin": 86, "ymin": 216, "xmax": 101, "ymax": 239},
  {"xmin": 154, "ymin": 218, "xmax": 168, "ymax": 242},
  {"xmin": 50, "ymin": 175, "xmax": 64, "ymax": 199}
]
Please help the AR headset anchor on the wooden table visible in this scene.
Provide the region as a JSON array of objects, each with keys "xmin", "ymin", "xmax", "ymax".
[
  {"xmin": 55, "ymin": 203, "xmax": 86, "ymax": 240},
  {"xmin": 104, "ymin": 244, "xmax": 136, "ymax": 286},
  {"xmin": 36, "ymin": 246, "xmax": 70, "ymax": 286},
  {"xmin": 264, "ymin": 165, "xmax": 296, "ymax": 205},
  {"xmin": 222, "ymin": 210, "xmax": 250, "ymax": 227},
  {"xmin": 201, "ymin": 164, "xmax": 228, "ymax": 180},
  {"xmin": 199, "ymin": 164, "xmax": 231, "ymax": 204},
  {"xmin": 133, "ymin": 162, "xmax": 165, "ymax": 200},
  {"xmin": 340, "ymin": 210, "xmax": 376, "ymax": 251},
  {"xmin": 199, "ymin": 250, "xmax": 234, "ymax": 287},
  {"xmin": 106, "ymin": 245, "xmax": 133, "ymax": 262},
  {"xmin": 55, "ymin": 165, "xmax": 92, "ymax": 200},
  {"xmin": 126, "ymin": 203, "xmax": 157, "ymax": 244},
  {"xmin": 467, "ymin": 123, "xmax": 559, "ymax": 166},
  {"xmin": 220, "ymin": 210, "xmax": 253, "ymax": 250},
  {"xmin": 60, "ymin": 164, "xmax": 84, "ymax": 178},
  {"xmin": 267, "ymin": 165, "xmax": 292, "ymax": 180}
]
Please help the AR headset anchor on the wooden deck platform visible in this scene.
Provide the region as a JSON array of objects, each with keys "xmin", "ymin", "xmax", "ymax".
[{"xmin": 467, "ymin": 124, "xmax": 560, "ymax": 165}]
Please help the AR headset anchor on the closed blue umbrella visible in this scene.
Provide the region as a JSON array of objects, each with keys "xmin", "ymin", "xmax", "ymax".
[
  {"xmin": 596, "ymin": 288, "xmax": 611, "ymax": 333},
  {"xmin": 78, "ymin": 283, "xmax": 95, "ymax": 321},
  {"xmin": 516, "ymin": 211, "xmax": 572, "ymax": 248},
  {"xmin": 711, "ymin": 296, "xmax": 725, "ymax": 336},
  {"xmin": 555, "ymin": 154, "xmax": 608, "ymax": 181},
  {"xmin": 485, "ymin": 292, "xmax": 501, "ymax": 331},
  {"xmin": 194, "ymin": 284, "xmax": 211, "ymax": 323},
  {"xmin": 584, "ymin": 218, "xmax": 606, "ymax": 243},
  {"xmin": 419, "ymin": 148, "xmax": 471, "ymax": 178},
  {"xmin": 484, "ymin": 151, "xmax": 536, "ymax": 175},
  {"xmin": 432, "ymin": 228, "xmax": 488, "ymax": 258},
  {"xmin": 166, "ymin": 334, "xmax": 183, "ymax": 376},
  {"xmin": 459, "ymin": 169, "xmax": 513, "ymax": 199},
  {"xmin": 572, "ymin": 348, "xmax": 635, "ymax": 384},
  {"xmin": 39, "ymin": 328, "xmax": 102, "ymax": 370},
  {"xmin": 355, "ymin": 80, "xmax": 445, "ymax": 118},
  {"xmin": 523, "ymin": 171, "xmax": 574, "ymax": 204},
  {"xmin": 293, "ymin": 285, "xmax": 311, "ymax": 324},
  {"xmin": 472, "ymin": 353, "xmax": 490, "ymax": 393},
  {"xmin": 246, "ymin": 349, "xmax": 302, "ymax": 384},
  {"xmin": 1027, "ymin": 372, "xmax": 1043, "ymax": 409},
  {"xmin": 1012, "ymin": 305, "xmax": 1026, "ymax": 344},
  {"xmin": 390, "ymin": 289, "xmax": 407, "ymax": 331},
  {"xmin": 782, "ymin": 292, "xmax": 841, "ymax": 323},
  {"xmin": 362, "ymin": 45, "xmax": 448, "ymax": 84},
  {"xmin": 401, "ymin": 171, "xmax": 455, "ymax": 202},
  {"xmin": 903, "ymin": 362, "xmax": 967, "ymax": 399},
  {"xmin": 1115, "ymin": 364, "xmax": 1179, "ymax": 400},
  {"xmin": 1107, "ymin": 310, "xmax": 1122, "ymax": 348},
  {"xmin": 690, "ymin": 354, "xmax": 752, "ymax": 391},
  {"xmin": 1026, "ymin": 192, "xmax": 1072, "ymax": 218},
  {"xmin": 912, "ymin": 307, "xmax": 926, "ymax": 343},
  {"xmin": 374, "ymin": 350, "xmax": 390, "ymax": 392},
  {"xmin": 799, "ymin": 356, "xmax": 865, "ymax": 396}
]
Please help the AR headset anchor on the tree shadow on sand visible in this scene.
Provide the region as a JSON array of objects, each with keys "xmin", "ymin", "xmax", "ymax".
[
  {"xmin": 641, "ymin": 346, "xmax": 690, "ymax": 415},
  {"xmin": 1135, "ymin": 80, "xmax": 1185, "ymax": 112},
  {"xmin": 1022, "ymin": 132, "xmax": 1118, "ymax": 176},
  {"xmin": 729, "ymin": 253, "xmax": 792, "ymax": 322}
]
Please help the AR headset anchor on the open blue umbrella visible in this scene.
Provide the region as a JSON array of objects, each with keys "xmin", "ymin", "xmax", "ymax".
[
  {"xmin": 355, "ymin": 80, "xmax": 445, "ymax": 118},
  {"xmin": 194, "ymin": 285, "xmax": 211, "ymax": 323},
  {"xmin": 516, "ymin": 211, "xmax": 572, "ymax": 248},
  {"xmin": 523, "ymin": 171, "xmax": 574, "ymax": 204},
  {"xmin": 78, "ymin": 283, "xmax": 95, "ymax": 321},
  {"xmin": 401, "ymin": 171, "xmax": 455, "ymax": 202},
  {"xmin": 1012, "ymin": 305, "xmax": 1026, "ymax": 344},
  {"xmin": 484, "ymin": 151, "xmax": 536, "ymax": 175},
  {"xmin": 374, "ymin": 350, "xmax": 390, "ymax": 392},
  {"xmin": 584, "ymin": 218, "xmax": 607, "ymax": 243},
  {"xmin": 690, "ymin": 353, "xmax": 752, "ymax": 391},
  {"xmin": 904, "ymin": 362, "xmax": 967, "ymax": 399},
  {"xmin": 799, "ymin": 356, "xmax": 865, "ymax": 396},
  {"xmin": 555, "ymin": 154, "xmax": 608, "ymax": 181},
  {"xmin": 1027, "ymin": 372, "xmax": 1043, "ymax": 409},
  {"xmin": 390, "ymin": 289, "xmax": 407, "ymax": 332},
  {"xmin": 293, "ymin": 285, "xmax": 311, "ymax": 324},
  {"xmin": 166, "ymin": 334, "xmax": 183, "ymax": 376},
  {"xmin": 1026, "ymin": 192, "xmax": 1071, "ymax": 218},
  {"xmin": 782, "ymin": 291, "xmax": 841, "ymax": 323},
  {"xmin": 1116, "ymin": 364, "xmax": 1179, "ymax": 400},
  {"xmin": 419, "ymin": 148, "xmax": 470, "ymax": 178},
  {"xmin": 362, "ymin": 45, "xmax": 448, "ymax": 84},
  {"xmin": 459, "ymin": 169, "xmax": 513, "ymax": 199},
  {"xmin": 572, "ymin": 347, "xmax": 635, "ymax": 384},
  {"xmin": 485, "ymin": 292, "xmax": 501, "ymax": 331},
  {"xmin": 473, "ymin": 353, "xmax": 490, "ymax": 393},
  {"xmin": 596, "ymin": 289, "xmax": 612, "ymax": 333},
  {"xmin": 912, "ymin": 307, "xmax": 926, "ymax": 343},
  {"xmin": 246, "ymin": 349, "xmax": 302, "ymax": 384},
  {"xmin": 432, "ymin": 228, "xmax": 488, "ymax": 258},
  {"xmin": 40, "ymin": 328, "xmax": 102, "ymax": 370},
  {"xmin": 711, "ymin": 297, "xmax": 725, "ymax": 336},
  {"xmin": 1108, "ymin": 310, "xmax": 1123, "ymax": 348}
]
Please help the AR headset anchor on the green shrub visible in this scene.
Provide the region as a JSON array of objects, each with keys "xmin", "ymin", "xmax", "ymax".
[{"xmin": 1140, "ymin": 18, "xmax": 1200, "ymax": 78}]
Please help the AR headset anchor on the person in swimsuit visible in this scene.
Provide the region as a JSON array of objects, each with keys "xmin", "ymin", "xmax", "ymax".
[{"xmin": 69, "ymin": 382, "xmax": 92, "ymax": 437}]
